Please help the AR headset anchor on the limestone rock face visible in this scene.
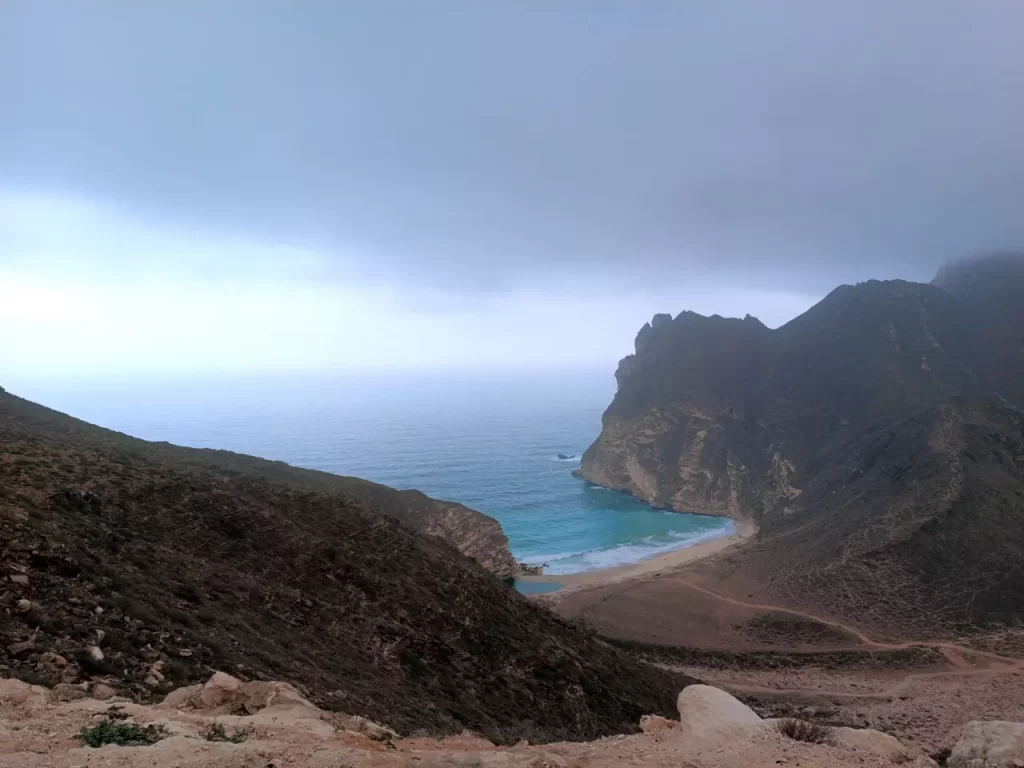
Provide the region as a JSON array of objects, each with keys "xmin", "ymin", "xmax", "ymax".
[
  {"xmin": 579, "ymin": 277, "xmax": 1014, "ymax": 523},
  {"xmin": 949, "ymin": 721, "xmax": 1024, "ymax": 768},
  {"xmin": 410, "ymin": 497, "xmax": 523, "ymax": 579}
]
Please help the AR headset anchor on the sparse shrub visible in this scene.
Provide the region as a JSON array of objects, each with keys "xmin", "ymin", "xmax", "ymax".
[
  {"xmin": 77, "ymin": 718, "xmax": 166, "ymax": 747},
  {"xmin": 205, "ymin": 722, "xmax": 254, "ymax": 743},
  {"xmin": 776, "ymin": 718, "xmax": 834, "ymax": 745}
]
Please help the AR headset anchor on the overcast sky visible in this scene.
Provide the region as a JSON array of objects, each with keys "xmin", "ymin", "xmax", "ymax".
[{"xmin": 2, "ymin": 1, "xmax": 1022, "ymax": 377}]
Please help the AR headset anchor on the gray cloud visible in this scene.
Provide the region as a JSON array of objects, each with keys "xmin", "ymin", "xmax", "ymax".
[{"xmin": 3, "ymin": 0, "xmax": 1023, "ymax": 294}]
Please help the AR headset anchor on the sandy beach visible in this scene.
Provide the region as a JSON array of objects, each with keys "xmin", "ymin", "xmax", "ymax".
[{"xmin": 517, "ymin": 519, "xmax": 754, "ymax": 596}]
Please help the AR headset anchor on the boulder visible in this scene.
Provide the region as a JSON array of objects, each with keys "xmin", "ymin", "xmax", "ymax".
[
  {"xmin": 640, "ymin": 714, "xmax": 678, "ymax": 735},
  {"xmin": 833, "ymin": 726, "xmax": 914, "ymax": 761},
  {"xmin": 199, "ymin": 671, "xmax": 242, "ymax": 709},
  {"xmin": 234, "ymin": 680, "xmax": 317, "ymax": 716},
  {"xmin": 340, "ymin": 713, "xmax": 400, "ymax": 742},
  {"xmin": 0, "ymin": 678, "xmax": 49, "ymax": 707},
  {"xmin": 949, "ymin": 721, "xmax": 1024, "ymax": 767},
  {"xmin": 676, "ymin": 684, "xmax": 761, "ymax": 743},
  {"xmin": 6, "ymin": 640, "xmax": 35, "ymax": 659},
  {"xmin": 37, "ymin": 652, "xmax": 67, "ymax": 669},
  {"xmin": 90, "ymin": 682, "xmax": 116, "ymax": 701},
  {"xmin": 50, "ymin": 683, "xmax": 87, "ymax": 702},
  {"xmin": 160, "ymin": 683, "xmax": 203, "ymax": 710}
]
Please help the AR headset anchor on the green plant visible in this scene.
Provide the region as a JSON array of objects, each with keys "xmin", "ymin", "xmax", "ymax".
[
  {"xmin": 77, "ymin": 718, "xmax": 166, "ymax": 747},
  {"xmin": 205, "ymin": 722, "xmax": 254, "ymax": 743},
  {"xmin": 776, "ymin": 718, "xmax": 834, "ymax": 745}
]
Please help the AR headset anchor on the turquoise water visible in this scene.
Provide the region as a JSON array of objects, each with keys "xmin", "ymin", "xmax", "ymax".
[
  {"xmin": 513, "ymin": 580, "xmax": 562, "ymax": 595},
  {"xmin": 11, "ymin": 371, "xmax": 733, "ymax": 574}
]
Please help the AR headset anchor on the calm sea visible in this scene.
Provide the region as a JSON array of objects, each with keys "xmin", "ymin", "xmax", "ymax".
[{"xmin": 12, "ymin": 370, "xmax": 732, "ymax": 575}]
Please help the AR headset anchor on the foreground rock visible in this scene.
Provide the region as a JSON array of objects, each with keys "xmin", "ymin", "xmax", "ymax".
[
  {"xmin": 0, "ymin": 677, "xmax": 938, "ymax": 768},
  {"xmin": 676, "ymin": 684, "xmax": 762, "ymax": 742},
  {"xmin": 949, "ymin": 721, "xmax": 1024, "ymax": 768}
]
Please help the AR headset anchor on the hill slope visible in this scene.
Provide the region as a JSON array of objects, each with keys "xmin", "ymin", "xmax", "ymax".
[
  {"xmin": 741, "ymin": 397, "xmax": 1024, "ymax": 638},
  {"xmin": 0, "ymin": 390, "xmax": 692, "ymax": 740},
  {"xmin": 0, "ymin": 389, "xmax": 522, "ymax": 578}
]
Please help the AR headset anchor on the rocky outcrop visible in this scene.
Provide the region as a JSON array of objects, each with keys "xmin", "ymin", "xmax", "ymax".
[
  {"xmin": 393, "ymin": 495, "xmax": 522, "ymax": 579},
  {"xmin": 948, "ymin": 721, "xmax": 1024, "ymax": 767},
  {"xmin": 580, "ymin": 258, "xmax": 1024, "ymax": 524},
  {"xmin": 0, "ymin": 678, "xmax": 929, "ymax": 767}
]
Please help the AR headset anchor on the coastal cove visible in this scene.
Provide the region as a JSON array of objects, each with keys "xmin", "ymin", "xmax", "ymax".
[{"xmin": 10, "ymin": 370, "xmax": 735, "ymax": 577}]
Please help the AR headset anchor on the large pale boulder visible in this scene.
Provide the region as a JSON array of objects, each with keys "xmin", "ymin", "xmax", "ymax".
[
  {"xmin": 0, "ymin": 678, "xmax": 49, "ymax": 707},
  {"xmin": 833, "ymin": 726, "xmax": 914, "ymax": 761},
  {"xmin": 676, "ymin": 684, "xmax": 761, "ymax": 743},
  {"xmin": 949, "ymin": 721, "xmax": 1024, "ymax": 767},
  {"xmin": 199, "ymin": 671, "xmax": 242, "ymax": 709}
]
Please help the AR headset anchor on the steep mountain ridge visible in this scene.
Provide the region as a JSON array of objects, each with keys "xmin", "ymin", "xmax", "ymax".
[
  {"xmin": 579, "ymin": 261, "xmax": 1023, "ymax": 522},
  {"xmin": 578, "ymin": 254, "xmax": 1024, "ymax": 637},
  {"xmin": 0, "ymin": 390, "xmax": 692, "ymax": 740}
]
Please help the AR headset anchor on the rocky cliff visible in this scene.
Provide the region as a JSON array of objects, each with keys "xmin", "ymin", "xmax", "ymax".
[{"xmin": 579, "ymin": 256, "xmax": 1024, "ymax": 524}]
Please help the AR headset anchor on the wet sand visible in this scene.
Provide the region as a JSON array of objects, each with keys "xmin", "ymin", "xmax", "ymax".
[{"xmin": 517, "ymin": 519, "xmax": 754, "ymax": 596}]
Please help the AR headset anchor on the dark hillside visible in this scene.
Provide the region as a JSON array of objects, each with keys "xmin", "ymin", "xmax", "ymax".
[
  {"xmin": 0, "ymin": 390, "xmax": 692, "ymax": 740},
  {"xmin": 0, "ymin": 390, "xmax": 522, "ymax": 577},
  {"xmin": 745, "ymin": 398, "xmax": 1024, "ymax": 638}
]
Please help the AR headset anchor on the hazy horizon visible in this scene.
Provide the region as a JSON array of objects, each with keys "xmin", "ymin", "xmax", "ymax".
[{"xmin": 3, "ymin": 1, "xmax": 1022, "ymax": 376}]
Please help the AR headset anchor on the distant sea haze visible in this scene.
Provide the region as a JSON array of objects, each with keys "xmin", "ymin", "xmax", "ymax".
[{"xmin": 18, "ymin": 370, "xmax": 733, "ymax": 574}]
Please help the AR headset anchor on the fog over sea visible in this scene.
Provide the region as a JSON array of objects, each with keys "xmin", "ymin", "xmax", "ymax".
[{"xmin": 15, "ymin": 371, "xmax": 733, "ymax": 575}]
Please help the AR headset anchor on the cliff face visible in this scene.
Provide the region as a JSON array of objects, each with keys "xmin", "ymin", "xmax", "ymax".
[
  {"xmin": 580, "ymin": 258, "xmax": 1024, "ymax": 523},
  {"xmin": 393, "ymin": 494, "xmax": 522, "ymax": 579}
]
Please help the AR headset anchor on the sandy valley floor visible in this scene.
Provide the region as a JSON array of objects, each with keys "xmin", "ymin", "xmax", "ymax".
[{"xmin": 524, "ymin": 530, "xmax": 1024, "ymax": 756}]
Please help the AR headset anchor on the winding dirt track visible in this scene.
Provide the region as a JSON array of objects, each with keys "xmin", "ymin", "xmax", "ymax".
[
  {"xmin": 720, "ymin": 664, "xmax": 1022, "ymax": 703},
  {"xmin": 681, "ymin": 582, "xmax": 1022, "ymax": 664},
  {"xmin": 677, "ymin": 582, "xmax": 1024, "ymax": 700}
]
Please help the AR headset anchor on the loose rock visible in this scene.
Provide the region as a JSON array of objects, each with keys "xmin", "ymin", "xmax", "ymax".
[{"xmin": 949, "ymin": 721, "xmax": 1024, "ymax": 768}]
